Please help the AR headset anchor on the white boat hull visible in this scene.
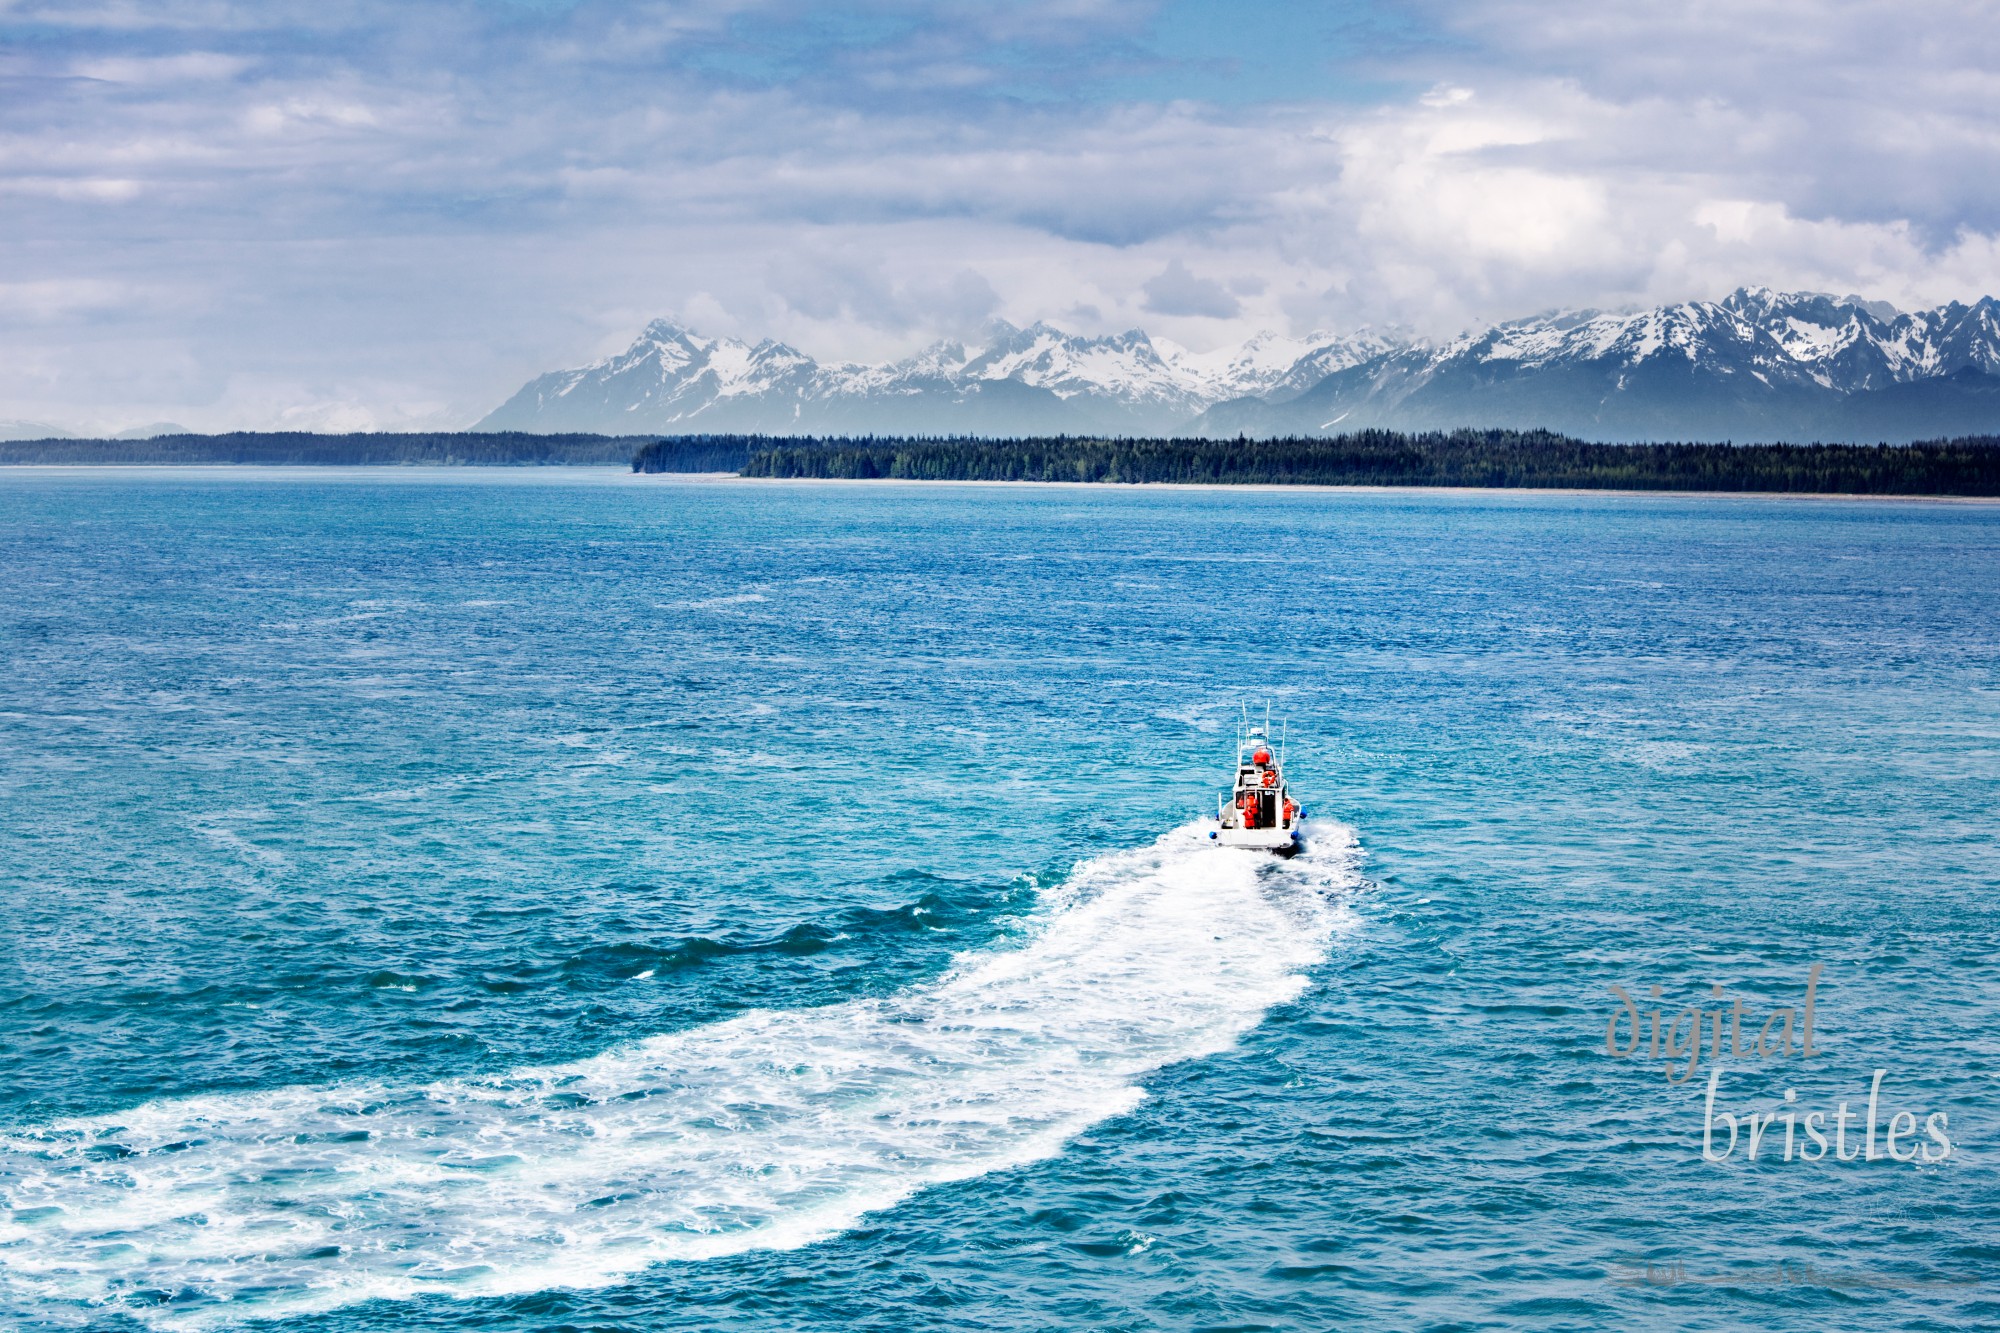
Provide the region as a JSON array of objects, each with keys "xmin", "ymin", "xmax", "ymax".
[{"xmin": 1212, "ymin": 824, "xmax": 1301, "ymax": 855}]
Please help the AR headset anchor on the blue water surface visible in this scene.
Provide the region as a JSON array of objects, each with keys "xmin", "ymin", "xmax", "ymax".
[{"xmin": 1, "ymin": 469, "xmax": 1996, "ymax": 1331}]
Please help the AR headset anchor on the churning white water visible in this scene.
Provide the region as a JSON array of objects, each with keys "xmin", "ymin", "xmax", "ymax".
[{"xmin": 0, "ymin": 823, "xmax": 1360, "ymax": 1327}]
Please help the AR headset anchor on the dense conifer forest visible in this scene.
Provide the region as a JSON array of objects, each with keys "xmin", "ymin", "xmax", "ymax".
[
  {"xmin": 705, "ymin": 430, "xmax": 2000, "ymax": 495},
  {"xmin": 8, "ymin": 430, "xmax": 1998, "ymax": 494}
]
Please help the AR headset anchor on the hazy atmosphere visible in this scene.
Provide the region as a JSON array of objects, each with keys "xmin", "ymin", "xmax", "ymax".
[{"xmin": 8, "ymin": 0, "xmax": 2000, "ymax": 433}]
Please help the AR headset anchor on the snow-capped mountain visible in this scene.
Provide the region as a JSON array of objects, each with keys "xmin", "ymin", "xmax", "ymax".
[
  {"xmin": 960, "ymin": 322, "xmax": 1196, "ymax": 412},
  {"xmin": 0, "ymin": 419, "xmax": 76, "ymax": 442},
  {"xmin": 1158, "ymin": 330, "xmax": 1407, "ymax": 402},
  {"xmin": 1196, "ymin": 289, "xmax": 2000, "ymax": 442},
  {"xmin": 479, "ymin": 291, "xmax": 2000, "ymax": 442},
  {"xmin": 478, "ymin": 320, "xmax": 824, "ymax": 435},
  {"xmin": 476, "ymin": 318, "xmax": 1406, "ymax": 436},
  {"xmin": 1438, "ymin": 288, "xmax": 2000, "ymax": 394}
]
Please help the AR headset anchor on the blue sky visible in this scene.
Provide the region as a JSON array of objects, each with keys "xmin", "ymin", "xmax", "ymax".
[{"xmin": 3, "ymin": 0, "xmax": 1998, "ymax": 431}]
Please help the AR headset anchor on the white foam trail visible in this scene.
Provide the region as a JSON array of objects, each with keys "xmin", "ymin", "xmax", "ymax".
[{"xmin": 0, "ymin": 822, "xmax": 1361, "ymax": 1327}]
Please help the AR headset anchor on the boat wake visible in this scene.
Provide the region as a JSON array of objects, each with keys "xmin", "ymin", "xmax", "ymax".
[{"xmin": 0, "ymin": 822, "xmax": 1362, "ymax": 1327}]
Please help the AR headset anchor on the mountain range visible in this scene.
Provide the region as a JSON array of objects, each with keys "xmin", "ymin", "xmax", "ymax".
[{"xmin": 477, "ymin": 289, "xmax": 2000, "ymax": 442}]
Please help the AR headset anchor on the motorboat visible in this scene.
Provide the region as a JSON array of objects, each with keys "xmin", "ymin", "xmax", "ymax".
[{"xmin": 1209, "ymin": 707, "xmax": 1303, "ymax": 856}]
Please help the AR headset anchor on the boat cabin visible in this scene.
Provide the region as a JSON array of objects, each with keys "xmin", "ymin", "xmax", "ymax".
[{"xmin": 1213, "ymin": 713, "xmax": 1303, "ymax": 854}]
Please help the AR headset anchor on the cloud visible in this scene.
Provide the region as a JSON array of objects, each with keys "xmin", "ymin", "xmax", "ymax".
[
  {"xmin": 761, "ymin": 250, "xmax": 1001, "ymax": 339},
  {"xmin": 1, "ymin": 0, "xmax": 1998, "ymax": 429},
  {"xmin": 1143, "ymin": 258, "xmax": 1240, "ymax": 318},
  {"xmin": 0, "ymin": 176, "xmax": 144, "ymax": 201},
  {"xmin": 1409, "ymin": 0, "xmax": 2000, "ymax": 238},
  {"xmin": 0, "ymin": 277, "xmax": 144, "ymax": 318},
  {"xmin": 71, "ymin": 51, "xmax": 249, "ymax": 83}
]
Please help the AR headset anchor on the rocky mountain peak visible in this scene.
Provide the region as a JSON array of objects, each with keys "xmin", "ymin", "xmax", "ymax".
[{"xmin": 478, "ymin": 291, "xmax": 2000, "ymax": 442}]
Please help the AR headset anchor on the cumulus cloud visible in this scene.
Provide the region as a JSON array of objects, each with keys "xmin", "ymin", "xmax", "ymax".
[
  {"xmin": 1410, "ymin": 0, "xmax": 2000, "ymax": 237},
  {"xmin": 1, "ymin": 0, "xmax": 1997, "ymax": 430}
]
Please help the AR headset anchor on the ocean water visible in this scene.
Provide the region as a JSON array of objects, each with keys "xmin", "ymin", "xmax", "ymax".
[{"xmin": 0, "ymin": 468, "xmax": 1995, "ymax": 1332}]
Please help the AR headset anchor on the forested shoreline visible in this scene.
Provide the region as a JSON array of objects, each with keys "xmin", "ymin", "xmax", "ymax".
[
  {"xmin": 710, "ymin": 430, "xmax": 2000, "ymax": 495},
  {"xmin": 7, "ymin": 429, "xmax": 1998, "ymax": 494}
]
